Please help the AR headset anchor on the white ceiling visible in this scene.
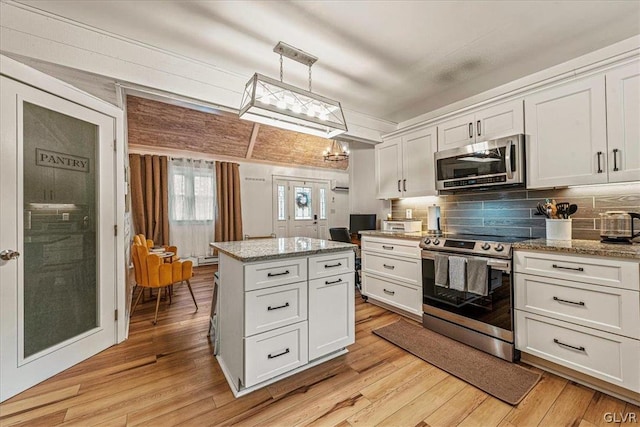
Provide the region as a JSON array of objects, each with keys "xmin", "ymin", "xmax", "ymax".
[{"xmin": 16, "ymin": 0, "xmax": 640, "ymax": 124}]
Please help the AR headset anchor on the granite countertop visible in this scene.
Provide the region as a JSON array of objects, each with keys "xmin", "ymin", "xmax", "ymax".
[
  {"xmin": 210, "ymin": 237, "xmax": 355, "ymax": 262},
  {"xmin": 513, "ymin": 238, "xmax": 640, "ymax": 260},
  {"xmin": 359, "ymin": 230, "xmax": 434, "ymax": 241}
]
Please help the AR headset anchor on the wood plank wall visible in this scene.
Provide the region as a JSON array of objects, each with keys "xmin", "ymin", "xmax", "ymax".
[
  {"xmin": 126, "ymin": 96, "xmax": 348, "ymax": 170},
  {"xmin": 391, "ymin": 182, "xmax": 640, "ymax": 239}
]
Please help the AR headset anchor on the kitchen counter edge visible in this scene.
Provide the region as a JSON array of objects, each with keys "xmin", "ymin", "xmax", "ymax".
[
  {"xmin": 513, "ymin": 238, "xmax": 640, "ymax": 260},
  {"xmin": 358, "ymin": 230, "xmax": 431, "ymax": 241},
  {"xmin": 210, "ymin": 238, "xmax": 355, "ymax": 263}
]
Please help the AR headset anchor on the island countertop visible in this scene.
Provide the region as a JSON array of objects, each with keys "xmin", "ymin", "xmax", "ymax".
[{"xmin": 210, "ymin": 237, "xmax": 355, "ymax": 262}]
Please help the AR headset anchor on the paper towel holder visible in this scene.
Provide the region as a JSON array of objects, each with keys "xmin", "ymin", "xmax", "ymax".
[{"xmin": 427, "ymin": 204, "xmax": 442, "ymax": 236}]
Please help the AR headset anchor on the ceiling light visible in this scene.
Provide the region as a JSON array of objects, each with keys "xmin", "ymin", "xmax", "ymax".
[
  {"xmin": 239, "ymin": 41, "xmax": 347, "ymax": 139},
  {"xmin": 323, "ymin": 140, "xmax": 349, "ymax": 162}
]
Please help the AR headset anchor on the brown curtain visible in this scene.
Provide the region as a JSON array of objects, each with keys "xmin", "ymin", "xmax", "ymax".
[
  {"xmin": 129, "ymin": 154, "xmax": 170, "ymax": 245},
  {"xmin": 214, "ymin": 161, "xmax": 243, "ymax": 242}
]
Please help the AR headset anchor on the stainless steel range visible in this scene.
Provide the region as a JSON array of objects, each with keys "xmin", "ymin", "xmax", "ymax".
[{"xmin": 420, "ymin": 234, "xmax": 529, "ymax": 361}]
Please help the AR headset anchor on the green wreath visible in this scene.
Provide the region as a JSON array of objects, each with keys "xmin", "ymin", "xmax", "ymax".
[{"xmin": 296, "ymin": 193, "xmax": 309, "ymax": 209}]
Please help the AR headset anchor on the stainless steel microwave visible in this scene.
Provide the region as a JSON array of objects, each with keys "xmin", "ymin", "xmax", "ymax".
[{"xmin": 435, "ymin": 134, "xmax": 525, "ymax": 191}]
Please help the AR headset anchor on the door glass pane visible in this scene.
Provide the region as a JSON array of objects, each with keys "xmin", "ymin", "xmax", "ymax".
[
  {"xmin": 277, "ymin": 185, "xmax": 286, "ymax": 221},
  {"xmin": 294, "ymin": 186, "xmax": 312, "ymax": 220},
  {"xmin": 22, "ymin": 101, "xmax": 98, "ymax": 358},
  {"xmin": 319, "ymin": 188, "xmax": 326, "ymax": 220}
]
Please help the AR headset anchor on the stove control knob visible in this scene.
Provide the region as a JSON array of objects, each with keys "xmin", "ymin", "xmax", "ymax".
[
  {"xmin": 481, "ymin": 243, "xmax": 491, "ymax": 250},
  {"xmin": 423, "ymin": 238, "xmax": 431, "ymax": 245},
  {"xmin": 433, "ymin": 239, "xmax": 440, "ymax": 245},
  {"xmin": 495, "ymin": 244, "xmax": 504, "ymax": 252}
]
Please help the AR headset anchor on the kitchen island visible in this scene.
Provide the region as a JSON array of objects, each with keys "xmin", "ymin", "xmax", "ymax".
[{"xmin": 210, "ymin": 237, "xmax": 356, "ymax": 397}]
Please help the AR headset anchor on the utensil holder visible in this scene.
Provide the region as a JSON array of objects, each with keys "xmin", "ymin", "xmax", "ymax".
[{"xmin": 546, "ymin": 219, "xmax": 572, "ymax": 240}]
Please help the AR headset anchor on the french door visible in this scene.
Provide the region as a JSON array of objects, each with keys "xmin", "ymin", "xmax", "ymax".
[
  {"xmin": 0, "ymin": 76, "xmax": 116, "ymax": 401},
  {"xmin": 273, "ymin": 179, "xmax": 329, "ymax": 239}
]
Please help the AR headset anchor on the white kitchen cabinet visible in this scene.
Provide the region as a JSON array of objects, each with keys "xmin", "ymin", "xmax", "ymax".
[
  {"xmin": 437, "ymin": 99, "xmax": 524, "ymax": 150},
  {"xmin": 361, "ymin": 236, "xmax": 422, "ymax": 319},
  {"xmin": 525, "ymin": 75, "xmax": 608, "ymax": 188},
  {"xmin": 514, "ymin": 249, "xmax": 640, "ymax": 393},
  {"xmin": 308, "ymin": 271, "xmax": 355, "ymax": 360},
  {"xmin": 217, "ymin": 249, "xmax": 354, "ymax": 396},
  {"xmin": 606, "ymin": 60, "xmax": 640, "ymax": 183},
  {"xmin": 375, "ymin": 126, "xmax": 437, "ymax": 199}
]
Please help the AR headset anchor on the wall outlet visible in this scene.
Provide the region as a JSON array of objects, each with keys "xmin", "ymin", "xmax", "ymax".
[
  {"xmin": 405, "ymin": 209, "xmax": 412, "ymax": 219},
  {"xmin": 62, "ymin": 212, "xmax": 69, "ymax": 221}
]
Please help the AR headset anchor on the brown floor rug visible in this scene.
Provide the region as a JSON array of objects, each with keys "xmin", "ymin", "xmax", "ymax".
[{"xmin": 373, "ymin": 319, "xmax": 541, "ymax": 405}]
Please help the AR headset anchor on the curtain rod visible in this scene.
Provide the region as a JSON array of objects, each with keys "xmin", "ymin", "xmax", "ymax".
[{"xmin": 170, "ymin": 157, "xmax": 215, "ymax": 164}]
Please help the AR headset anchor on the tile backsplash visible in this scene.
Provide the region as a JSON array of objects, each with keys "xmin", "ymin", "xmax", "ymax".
[{"xmin": 391, "ymin": 182, "xmax": 640, "ymax": 240}]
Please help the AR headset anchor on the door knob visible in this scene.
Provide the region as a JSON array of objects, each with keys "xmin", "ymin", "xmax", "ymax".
[{"xmin": 0, "ymin": 249, "xmax": 20, "ymax": 261}]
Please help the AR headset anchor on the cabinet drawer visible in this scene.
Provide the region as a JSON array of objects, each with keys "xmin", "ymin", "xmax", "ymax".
[
  {"xmin": 515, "ymin": 311, "xmax": 640, "ymax": 392},
  {"xmin": 515, "ymin": 273, "xmax": 640, "ymax": 338},
  {"xmin": 361, "ymin": 237, "xmax": 421, "ymax": 259},
  {"xmin": 308, "ymin": 251, "xmax": 354, "ymax": 280},
  {"xmin": 245, "ymin": 282, "xmax": 308, "ymax": 336},
  {"xmin": 245, "ymin": 258, "xmax": 307, "ymax": 291},
  {"xmin": 363, "ymin": 253, "xmax": 421, "ymax": 285},
  {"xmin": 244, "ymin": 321, "xmax": 308, "ymax": 388},
  {"xmin": 514, "ymin": 250, "xmax": 639, "ymax": 291},
  {"xmin": 362, "ymin": 273, "xmax": 421, "ymax": 316}
]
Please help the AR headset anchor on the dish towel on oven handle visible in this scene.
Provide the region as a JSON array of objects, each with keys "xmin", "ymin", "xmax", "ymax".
[
  {"xmin": 448, "ymin": 256, "xmax": 467, "ymax": 291},
  {"xmin": 467, "ymin": 257, "xmax": 489, "ymax": 296},
  {"xmin": 434, "ymin": 254, "xmax": 449, "ymax": 288}
]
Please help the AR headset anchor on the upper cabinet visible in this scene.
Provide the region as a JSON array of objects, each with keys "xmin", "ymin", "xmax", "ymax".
[
  {"xmin": 526, "ymin": 60, "xmax": 640, "ymax": 189},
  {"xmin": 525, "ymin": 75, "xmax": 608, "ymax": 188},
  {"xmin": 375, "ymin": 126, "xmax": 437, "ymax": 199},
  {"xmin": 606, "ymin": 61, "xmax": 640, "ymax": 183},
  {"xmin": 437, "ymin": 100, "xmax": 524, "ymax": 150}
]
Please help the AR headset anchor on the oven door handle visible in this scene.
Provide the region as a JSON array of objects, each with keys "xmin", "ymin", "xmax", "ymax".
[{"xmin": 421, "ymin": 251, "xmax": 511, "ymax": 272}]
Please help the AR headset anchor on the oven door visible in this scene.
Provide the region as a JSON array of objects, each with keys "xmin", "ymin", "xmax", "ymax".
[
  {"xmin": 421, "ymin": 251, "xmax": 513, "ymax": 342},
  {"xmin": 435, "ymin": 134, "xmax": 524, "ymax": 191}
]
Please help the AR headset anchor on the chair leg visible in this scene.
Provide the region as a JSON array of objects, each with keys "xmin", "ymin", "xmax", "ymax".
[
  {"xmin": 153, "ymin": 289, "xmax": 162, "ymax": 325},
  {"xmin": 130, "ymin": 286, "xmax": 144, "ymax": 317},
  {"xmin": 186, "ymin": 279, "xmax": 198, "ymax": 311}
]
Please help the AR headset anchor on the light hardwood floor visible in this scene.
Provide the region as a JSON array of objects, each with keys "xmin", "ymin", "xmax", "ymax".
[{"xmin": 1, "ymin": 266, "xmax": 638, "ymax": 426}]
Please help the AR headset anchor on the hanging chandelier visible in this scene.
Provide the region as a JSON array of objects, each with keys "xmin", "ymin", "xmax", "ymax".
[
  {"xmin": 239, "ymin": 42, "xmax": 347, "ymax": 139},
  {"xmin": 323, "ymin": 139, "xmax": 349, "ymax": 162}
]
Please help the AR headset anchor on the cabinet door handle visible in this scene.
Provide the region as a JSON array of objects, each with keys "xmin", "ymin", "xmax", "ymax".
[
  {"xmin": 50, "ymin": 190, "xmax": 53, "ymax": 200},
  {"xmin": 382, "ymin": 245, "xmax": 394, "ymax": 250},
  {"xmin": 267, "ymin": 348, "xmax": 290, "ymax": 359},
  {"xmin": 324, "ymin": 262, "xmax": 342, "ymax": 268},
  {"xmin": 476, "ymin": 120, "xmax": 481, "ymax": 136},
  {"xmin": 468, "ymin": 123, "xmax": 473, "ymax": 139},
  {"xmin": 383, "ymin": 264, "xmax": 395, "ymax": 270},
  {"xmin": 397, "ymin": 180, "xmax": 401, "ymax": 192},
  {"xmin": 553, "ymin": 338, "xmax": 585, "ymax": 352},
  {"xmin": 403, "ymin": 179, "xmax": 407, "ymax": 192},
  {"xmin": 267, "ymin": 270, "xmax": 290, "ymax": 277},
  {"xmin": 597, "ymin": 151, "xmax": 603, "ymax": 173},
  {"xmin": 552, "ymin": 264, "xmax": 584, "ymax": 272},
  {"xmin": 613, "ymin": 148, "xmax": 619, "ymax": 172},
  {"xmin": 553, "ymin": 296, "xmax": 585, "ymax": 306},
  {"xmin": 325, "ymin": 278, "xmax": 343, "ymax": 285},
  {"xmin": 383, "ymin": 288, "xmax": 395, "ymax": 295},
  {"xmin": 267, "ymin": 302, "xmax": 290, "ymax": 311}
]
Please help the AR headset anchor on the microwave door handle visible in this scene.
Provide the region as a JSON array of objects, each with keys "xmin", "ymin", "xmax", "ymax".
[{"xmin": 505, "ymin": 140, "xmax": 513, "ymax": 179}]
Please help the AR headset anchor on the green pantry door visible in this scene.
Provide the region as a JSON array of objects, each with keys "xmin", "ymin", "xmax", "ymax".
[{"xmin": 0, "ymin": 76, "xmax": 116, "ymax": 402}]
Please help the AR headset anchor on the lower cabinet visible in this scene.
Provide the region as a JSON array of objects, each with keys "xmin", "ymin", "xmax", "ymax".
[
  {"xmin": 217, "ymin": 250, "xmax": 355, "ymax": 395},
  {"xmin": 308, "ymin": 272, "xmax": 355, "ymax": 360},
  {"xmin": 361, "ymin": 236, "xmax": 422, "ymax": 319},
  {"xmin": 514, "ymin": 249, "xmax": 640, "ymax": 393}
]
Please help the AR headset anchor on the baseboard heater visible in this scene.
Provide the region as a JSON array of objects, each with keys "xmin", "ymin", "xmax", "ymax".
[{"xmin": 197, "ymin": 255, "xmax": 218, "ymax": 266}]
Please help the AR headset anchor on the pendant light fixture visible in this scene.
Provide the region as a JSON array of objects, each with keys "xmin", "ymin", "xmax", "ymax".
[
  {"xmin": 323, "ymin": 140, "xmax": 349, "ymax": 162},
  {"xmin": 239, "ymin": 42, "xmax": 347, "ymax": 139}
]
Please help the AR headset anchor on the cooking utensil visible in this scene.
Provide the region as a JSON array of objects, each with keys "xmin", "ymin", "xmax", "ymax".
[
  {"xmin": 556, "ymin": 202, "xmax": 570, "ymax": 219},
  {"xmin": 536, "ymin": 203, "xmax": 549, "ymax": 218},
  {"xmin": 567, "ymin": 204, "xmax": 578, "ymax": 217}
]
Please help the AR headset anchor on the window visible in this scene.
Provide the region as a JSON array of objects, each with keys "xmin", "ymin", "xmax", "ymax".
[
  {"xmin": 277, "ymin": 184, "xmax": 286, "ymax": 221},
  {"xmin": 319, "ymin": 188, "xmax": 326, "ymax": 220},
  {"xmin": 170, "ymin": 165, "xmax": 215, "ymax": 222},
  {"xmin": 294, "ymin": 186, "xmax": 312, "ymax": 220}
]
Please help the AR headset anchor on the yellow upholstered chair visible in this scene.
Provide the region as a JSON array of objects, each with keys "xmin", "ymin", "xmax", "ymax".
[
  {"xmin": 131, "ymin": 244, "xmax": 198, "ymax": 325},
  {"xmin": 134, "ymin": 234, "xmax": 180, "ymax": 262}
]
